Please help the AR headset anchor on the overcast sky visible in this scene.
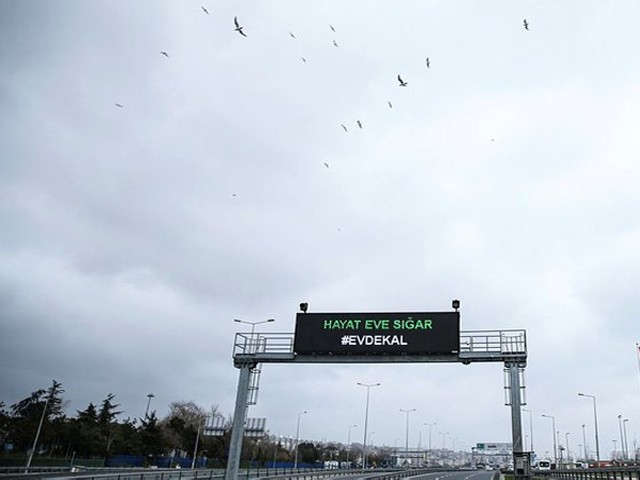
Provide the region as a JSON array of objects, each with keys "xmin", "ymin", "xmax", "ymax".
[{"xmin": 2, "ymin": 0, "xmax": 640, "ymax": 462}]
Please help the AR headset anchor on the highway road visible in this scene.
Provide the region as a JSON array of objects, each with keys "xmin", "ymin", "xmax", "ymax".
[{"xmin": 393, "ymin": 470, "xmax": 498, "ymax": 480}]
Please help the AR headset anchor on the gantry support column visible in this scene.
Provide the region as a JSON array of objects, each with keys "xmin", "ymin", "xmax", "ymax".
[
  {"xmin": 506, "ymin": 361, "xmax": 531, "ymax": 480},
  {"xmin": 224, "ymin": 362, "xmax": 254, "ymax": 480}
]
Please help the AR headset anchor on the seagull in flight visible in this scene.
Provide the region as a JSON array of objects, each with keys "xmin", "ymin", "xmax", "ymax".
[
  {"xmin": 341, "ymin": 124, "xmax": 348, "ymax": 132},
  {"xmin": 234, "ymin": 16, "xmax": 247, "ymax": 37},
  {"xmin": 387, "ymin": 100, "xmax": 393, "ymax": 108},
  {"xmin": 323, "ymin": 162, "xmax": 329, "ymax": 169},
  {"xmin": 425, "ymin": 57, "xmax": 430, "ymax": 68},
  {"xmin": 301, "ymin": 56, "xmax": 307, "ymax": 63},
  {"xmin": 523, "ymin": 19, "xmax": 529, "ymax": 30},
  {"xmin": 397, "ymin": 74, "xmax": 407, "ymax": 87},
  {"xmin": 329, "ymin": 25, "xmax": 336, "ymax": 32},
  {"xmin": 160, "ymin": 51, "xmax": 169, "ymax": 57},
  {"xmin": 357, "ymin": 120, "xmax": 363, "ymax": 129},
  {"xmin": 201, "ymin": 6, "xmax": 209, "ymax": 14},
  {"xmin": 114, "ymin": 103, "xmax": 124, "ymax": 108},
  {"xmin": 289, "ymin": 31, "xmax": 296, "ymax": 39},
  {"xmin": 333, "ymin": 39, "xmax": 339, "ymax": 47}
]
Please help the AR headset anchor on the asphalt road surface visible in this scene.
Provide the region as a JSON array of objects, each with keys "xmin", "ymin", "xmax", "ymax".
[{"xmin": 399, "ymin": 470, "xmax": 498, "ymax": 480}]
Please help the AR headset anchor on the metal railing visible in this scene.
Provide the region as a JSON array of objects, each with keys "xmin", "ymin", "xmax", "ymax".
[
  {"xmin": 0, "ymin": 467, "xmax": 444, "ymax": 480},
  {"xmin": 459, "ymin": 330, "xmax": 527, "ymax": 357},
  {"xmin": 534, "ymin": 466, "xmax": 640, "ymax": 480},
  {"xmin": 233, "ymin": 330, "xmax": 527, "ymax": 364},
  {"xmin": 234, "ymin": 333, "xmax": 294, "ymax": 356}
]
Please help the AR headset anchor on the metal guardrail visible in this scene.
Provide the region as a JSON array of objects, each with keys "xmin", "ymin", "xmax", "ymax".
[
  {"xmin": 255, "ymin": 468, "xmax": 451, "ymax": 480},
  {"xmin": 0, "ymin": 467, "xmax": 452, "ymax": 480},
  {"xmin": 534, "ymin": 466, "xmax": 640, "ymax": 480},
  {"xmin": 0, "ymin": 467, "xmax": 224, "ymax": 480}
]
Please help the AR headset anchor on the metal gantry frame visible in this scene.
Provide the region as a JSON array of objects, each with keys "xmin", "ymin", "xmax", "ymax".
[{"xmin": 224, "ymin": 329, "xmax": 529, "ymax": 480}]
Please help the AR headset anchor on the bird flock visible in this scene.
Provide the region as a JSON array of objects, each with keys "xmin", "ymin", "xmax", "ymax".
[{"xmin": 113, "ymin": 6, "xmax": 532, "ymax": 198}]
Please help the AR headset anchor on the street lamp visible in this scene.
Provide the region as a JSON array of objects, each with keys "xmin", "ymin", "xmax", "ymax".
[
  {"xmin": 25, "ymin": 385, "xmax": 52, "ymax": 470},
  {"xmin": 541, "ymin": 414, "xmax": 557, "ymax": 465},
  {"xmin": 523, "ymin": 408, "xmax": 534, "ymax": 453},
  {"xmin": 294, "ymin": 410, "xmax": 308, "ymax": 469},
  {"xmin": 234, "ymin": 318, "xmax": 275, "ymax": 352},
  {"xmin": 622, "ymin": 419, "xmax": 629, "ymax": 461},
  {"xmin": 357, "ymin": 382, "xmax": 381, "ymax": 470},
  {"xmin": 145, "ymin": 393, "xmax": 155, "ymax": 418},
  {"xmin": 617, "ymin": 415, "xmax": 624, "ymax": 460},
  {"xmin": 423, "ymin": 422, "xmax": 436, "ymax": 466},
  {"xmin": 191, "ymin": 415, "xmax": 208, "ymax": 469},
  {"xmin": 346, "ymin": 424, "xmax": 357, "ymax": 464},
  {"xmin": 578, "ymin": 393, "xmax": 600, "ymax": 462},
  {"xmin": 399, "ymin": 408, "xmax": 416, "ymax": 460},
  {"xmin": 439, "ymin": 431, "xmax": 449, "ymax": 450}
]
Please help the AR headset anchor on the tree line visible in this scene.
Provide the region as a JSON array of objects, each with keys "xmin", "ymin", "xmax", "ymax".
[{"xmin": 0, "ymin": 381, "xmax": 388, "ymax": 468}]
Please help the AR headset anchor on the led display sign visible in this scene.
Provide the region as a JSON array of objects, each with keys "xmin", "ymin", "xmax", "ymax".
[{"xmin": 293, "ymin": 312, "xmax": 460, "ymax": 355}]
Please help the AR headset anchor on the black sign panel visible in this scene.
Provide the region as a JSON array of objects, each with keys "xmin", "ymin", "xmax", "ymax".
[{"xmin": 293, "ymin": 312, "xmax": 459, "ymax": 355}]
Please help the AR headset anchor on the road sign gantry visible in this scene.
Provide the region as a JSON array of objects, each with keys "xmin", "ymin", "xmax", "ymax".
[{"xmin": 224, "ymin": 315, "xmax": 528, "ymax": 480}]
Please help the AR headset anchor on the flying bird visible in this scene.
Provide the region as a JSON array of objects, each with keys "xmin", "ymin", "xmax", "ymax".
[
  {"xmin": 357, "ymin": 120, "xmax": 362, "ymax": 129},
  {"xmin": 425, "ymin": 57, "xmax": 431, "ymax": 68},
  {"xmin": 201, "ymin": 6, "xmax": 209, "ymax": 14},
  {"xmin": 301, "ymin": 56, "xmax": 307, "ymax": 63},
  {"xmin": 341, "ymin": 124, "xmax": 348, "ymax": 132},
  {"xmin": 234, "ymin": 16, "xmax": 247, "ymax": 36},
  {"xmin": 387, "ymin": 100, "xmax": 393, "ymax": 108},
  {"xmin": 329, "ymin": 24, "xmax": 336, "ymax": 32},
  {"xmin": 523, "ymin": 19, "xmax": 529, "ymax": 30},
  {"xmin": 333, "ymin": 39, "xmax": 339, "ymax": 48},
  {"xmin": 114, "ymin": 103, "xmax": 124, "ymax": 108},
  {"xmin": 397, "ymin": 74, "xmax": 407, "ymax": 87},
  {"xmin": 299, "ymin": 302, "xmax": 308, "ymax": 313},
  {"xmin": 231, "ymin": 193, "xmax": 238, "ymax": 197},
  {"xmin": 323, "ymin": 162, "xmax": 329, "ymax": 168},
  {"xmin": 160, "ymin": 51, "xmax": 169, "ymax": 57},
  {"xmin": 289, "ymin": 31, "xmax": 296, "ymax": 39}
]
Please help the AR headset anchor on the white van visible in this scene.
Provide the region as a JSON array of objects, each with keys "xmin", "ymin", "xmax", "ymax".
[{"xmin": 537, "ymin": 460, "xmax": 551, "ymax": 471}]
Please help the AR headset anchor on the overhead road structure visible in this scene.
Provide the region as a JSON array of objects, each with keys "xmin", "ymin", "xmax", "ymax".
[
  {"xmin": 231, "ymin": 329, "xmax": 527, "ymax": 366},
  {"xmin": 224, "ymin": 309, "xmax": 528, "ymax": 480}
]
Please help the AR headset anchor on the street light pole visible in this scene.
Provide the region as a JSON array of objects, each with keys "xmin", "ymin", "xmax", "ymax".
[
  {"xmin": 541, "ymin": 414, "xmax": 557, "ymax": 465},
  {"xmin": 346, "ymin": 424, "xmax": 357, "ymax": 464},
  {"xmin": 578, "ymin": 393, "xmax": 600, "ymax": 462},
  {"xmin": 523, "ymin": 408, "xmax": 534, "ymax": 453},
  {"xmin": 234, "ymin": 318, "xmax": 275, "ymax": 352},
  {"xmin": 424, "ymin": 422, "xmax": 436, "ymax": 466},
  {"xmin": 357, "ymin": 382, "xmax": 381, "ymax": 470},
  {"xmin": 439, "ymin": 431, "xmax": 449, "ymax": 450},
  {"xmin": 25, "ymin": 385, "xmax": 52, "ymax": 470},
  {"xmin": 581, "ymin": 424, "xmax": 587, "ymax": 460},
  {"xmin": 399, "ymin": 408, "xmax": 416, "ymax": 462},
  {"xmin": 294, "ymin": 410, "xmax": 307, "ymax": 469},
  {"xmin": 565, "ymin": 432, "xmax": 571, "ymax": 463},
  {"xmin": 191, "ymin": 415, "xmax": 207, "ymax": 469},
  {"xmin": 622, "ymin": 419, "xmax": 629, "ymax": 461},
  {"xmin": 145, "ymin": 393, "xmax": 155, "ymax": 418},
  {"xmin": 618, "ymin": 415, "xmax": 624, "ymax": 461}
]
